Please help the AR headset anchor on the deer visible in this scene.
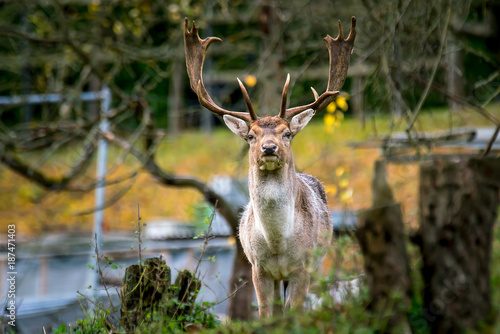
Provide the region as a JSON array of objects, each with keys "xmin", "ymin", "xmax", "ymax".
[{"xmin": 184, "ymin": 17, "xmax": 356, "ymax": 317}]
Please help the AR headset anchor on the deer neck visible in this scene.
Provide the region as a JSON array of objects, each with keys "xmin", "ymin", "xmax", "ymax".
[{"xmin": 248, "ymin": 160, "xmax": 297, "ymax": 252}]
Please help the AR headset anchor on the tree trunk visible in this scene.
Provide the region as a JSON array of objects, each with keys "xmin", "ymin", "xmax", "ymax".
[
  {"xmin": 446, "ymin": 33, "xmax": 464, "ymax": 110},
  {"xmin": 168, "ymin": 55, "xmax": 184, "ymax": 136},
  {"xmin": 414, "ymin": 157, "xmax": 500, "ymax": 333},
  {"xmin": 351, "ymin": 75, "xmax": 364, "ymax": 125},
  {"xmin": 355, "ymin": 160, "xmax": 412, "ymax": 332},
  {"xmin": 356, "ymin": 204, "xmax": 412, "ymax": 303},
  {"xmin": 258, "ymin": 0, "xmax": 285, "ymax": 116},
  {"xmin": 227, "ymin": 241, "xmax": 255, "ymax": 320}
]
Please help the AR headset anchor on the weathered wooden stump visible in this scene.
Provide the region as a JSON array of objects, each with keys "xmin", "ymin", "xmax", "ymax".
[
  {"xmin": 414, "ymin": 157, "xmax": 500, "ymax": 333},
  {"xmin": 120, "ymin": 257, "xmax": 171, "ymax": 331},
  {"xmin": 169, "ymin": 269, "xmax": 202, "ymax": 316},
  {"xmin": 119, "ymin": 257, "xmax": 200, "ymax": 332},
  {"xmin": 356, "ymin": 160, "xmax": 412, "ymax": 332}
]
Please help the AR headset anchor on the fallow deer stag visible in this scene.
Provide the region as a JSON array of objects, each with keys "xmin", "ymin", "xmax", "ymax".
[{"xmin": 184, "ymin": 17, "xmax": 356, "ymax": 317}]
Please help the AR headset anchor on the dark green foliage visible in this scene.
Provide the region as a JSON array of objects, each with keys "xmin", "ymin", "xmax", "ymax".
[{"xmin": 52, "ymin": 306, "xmax": 113, "ymax": 334}]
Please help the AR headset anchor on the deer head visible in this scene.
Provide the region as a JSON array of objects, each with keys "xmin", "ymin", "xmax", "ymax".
[{"xmin": 184, "ymin": 18, "xmax": 356, "ymax": 171}]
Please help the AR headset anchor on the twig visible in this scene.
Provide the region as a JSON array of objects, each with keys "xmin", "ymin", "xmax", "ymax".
[
  {"xmin": 406, "ymin": 0, "xmax": 452, "ymax": 133},
  {"xmin": 113, "ymin": 97, "xmax": 152, "ymax": 166},
  {"xmin": 194, "ymin": 204, "xmax": 217, "ymax": 276},
  {"xmin": 137, "ymin": 203, "xmax": 144, "ymax": 321},
  {"xmin": 74, "ymin": 182, "xmax": 134, "ymax": 216},
  {"xmin": 355, "ymin": 0, "xmax": 414, "ymax": 64},
  {"xmin": 76, "ymin": 290, "xmax": 117, "ymax": 329},
  {"xmin": 171, "ymin": 203, "xmax": 217, "ymax": 321},
  {"xmin": 482, "ymin": 123, "xmax": 500, "ymax": 157},
  {"xmin": 480, "ymin": 84, "xmax": 500, "ymax": 109},
  {"xmin": 0, "ymin": 136, "xmax": 96, "ymax": 191},
  {"xmin": 137, "ymin": 204, "xmax": 143, "ymax": 269},
  {"xmin": 411, "ymin": 75, "xmax": 499, "ymax": 124},
  {"xmin": 67, "ymin": 170, "xmax": 139, "ymax": 193},
  {"xmin": 205, "ymin": 280, "xmax": 249, "ymax": 310},
  {"xmin": 51, "ymin": 0, "xmax": 129, "ymax": 102},
  {"xmin": 107, "ymin": 131, "xmax": 241, "ymax": 232},
  {"xmin": 92, "ymin": 233, "xmax": 119, "ymax": 320},
  {"xmin": 0, "ymin": 26, "xmax": 64, "ymax": 44}
]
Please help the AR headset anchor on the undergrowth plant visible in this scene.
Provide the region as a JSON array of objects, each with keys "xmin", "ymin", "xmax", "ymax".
[{"xmin": 52, "ymin": 205, "xmax": 221, "ymax": 333}]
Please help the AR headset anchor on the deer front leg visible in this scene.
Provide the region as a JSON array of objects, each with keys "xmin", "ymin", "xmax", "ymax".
[
  {"xmin": 284, "ymin": 270, "xmax": 311, "ymax": 310},
  {"xmin": 252, "ymin": 267, "xmax": 274, "ymax": 317}
]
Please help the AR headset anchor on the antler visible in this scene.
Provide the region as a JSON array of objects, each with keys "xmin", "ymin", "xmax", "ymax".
[
  {"xmin": 184, "ymin": 18, "xmax": 257, "ymax": 122},
  {"xmin": 184, "ymin": 17, "xmax": 356, "ymax": 122},
  {"xmin": 282, "ymin": 17, "xmax": 357, "ymax": 119}
]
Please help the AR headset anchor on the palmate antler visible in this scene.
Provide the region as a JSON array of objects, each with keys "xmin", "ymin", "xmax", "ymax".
[
  {"xmin": 184, "ymin": 17, "xmax": 356, "ymax": 122},
  {"xmin": 282, "ymin": 17, "xmax": 357, "ymax": 119}
]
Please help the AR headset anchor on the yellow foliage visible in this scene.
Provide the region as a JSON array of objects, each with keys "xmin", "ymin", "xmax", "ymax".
[
  {"xmin": 340, "ymin": 188, "xmax": 354, "ymax": 205},
  {"xmin": 88, "ymin": 1, "xmax": 99, "ymax": 14},
  {"xmin": 227, "ymin": 236, "xmax": 236, "ymax": 245},
  {"xmin": 324, "ymin": 98, "xmax": 347, "ymax": 133},
  {"xmin": 324, "ymin": 113, "xmax": 336, "ymax": 127},
  {"xmin": 324, "ymin": 184, "xmax": 338, "ymax": 196},
  {"xmin": 326, "ymin": 102, "xmax": 336, "ymax": 113},
  {"xmin": 336, "ymin": 95, "xmax": 348, "ymax": 111},
  {"xmin": 244, "ymin": 74, "xmax": 257, "ymax": 88}
]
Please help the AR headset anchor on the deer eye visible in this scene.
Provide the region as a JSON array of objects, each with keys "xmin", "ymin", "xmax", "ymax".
[
  {"xmin": 284, "ymin": 132, "xmax": 292, "ymax": 139},
  {"xmin": 247, "ymin": 134, "xmax": 254, "ymax": 140}
]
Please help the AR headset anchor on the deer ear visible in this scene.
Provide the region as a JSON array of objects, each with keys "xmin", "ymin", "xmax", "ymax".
[
  {"xmin": 290, "ymin": 109, "xmax": 314, "ymax": 135},
  {"xmin": 223, "ymin": 115, "xmax": 249, "ymax": 139}
]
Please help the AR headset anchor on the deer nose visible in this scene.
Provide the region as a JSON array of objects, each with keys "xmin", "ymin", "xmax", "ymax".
[{"xmin": 261, "ymin": 144, "xmax": 278, "ymax": 155}]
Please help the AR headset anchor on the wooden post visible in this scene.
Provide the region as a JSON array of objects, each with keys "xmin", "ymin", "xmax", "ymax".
[
  {"xmin": 120, "ymin": 257, "xmax": 203, "ymax": 332},
  {"xmin": 355, "ymin": 160, "xmax": 412, "ymax": 332},
  {"xmin": 39, "ymin": 255, "xmax": 49, "ymax": 296},
  {"xmin": 120, "ymin": 257, "xmax": 171, "ymax": 331},
  {"xmin": 414, "ymin": 157, "xmax": 500, "ymax": 333}
]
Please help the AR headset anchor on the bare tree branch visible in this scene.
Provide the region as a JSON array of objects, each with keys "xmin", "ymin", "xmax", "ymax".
[
  {"xmin": 0, "ymin": 139, "xmax": 96, "ymax": 191},
  {"xmin": 0, "ymin": 26, "xmax": 64, "ymax": 44},
  {"xmin": 106, "ymin": 131, "xmax": 241, "ymax": 231},
  {"xmin": 74, "ymin": 182, "xmax": 134, "ymax": 216}
]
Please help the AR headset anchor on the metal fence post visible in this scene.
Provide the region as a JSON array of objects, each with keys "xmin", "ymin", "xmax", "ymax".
[{"xmin": 92, "ymin": 86, "xmax": 111, "ymax": 288}]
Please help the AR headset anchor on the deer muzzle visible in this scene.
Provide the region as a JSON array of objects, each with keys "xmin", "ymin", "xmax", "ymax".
[
  {"xmin": 259, "ymin": 143, "xmax": 283, "ymax": 171},
  {"xmin": 261, "ymin": 143, "xmax": 278, "ymax": 155}
]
